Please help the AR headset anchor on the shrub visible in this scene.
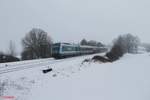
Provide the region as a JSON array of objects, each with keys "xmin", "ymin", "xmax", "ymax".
[
  {"xmin": 106, "ymin": 33, "xmax": 140, "ymax": 61},
  {"xmin": 106, "ymin": 44, "xmax": 124, "ymax": 61}
]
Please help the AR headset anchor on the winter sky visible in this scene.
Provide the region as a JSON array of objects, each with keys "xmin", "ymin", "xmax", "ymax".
[{"xmin": 0, "ymin": 0, "xmax": 150, "ymax": 53}]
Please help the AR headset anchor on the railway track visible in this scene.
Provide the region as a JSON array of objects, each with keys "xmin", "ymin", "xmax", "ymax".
[
  {"xmin": 0, "ymin": 53, "xmax": 102, "ymax": 75},
  {"xmin": 0, "ymin": 59, "xmax": 66, "ymax": 74},
  {"xmin": 0, "ymin": 58, "xmax": 54, "ymax": 69},
  {"xmin": 0, "ymin": 56, "xmax": 84, "ymax": 74}
]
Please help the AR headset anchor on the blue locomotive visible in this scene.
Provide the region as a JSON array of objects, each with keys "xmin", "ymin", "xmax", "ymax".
[{"xmin": 52, "ymin": 43, "xmax": 107, "ymax": 58}]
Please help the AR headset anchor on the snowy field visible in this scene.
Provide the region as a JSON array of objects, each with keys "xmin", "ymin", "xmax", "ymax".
[{"xmin": 0, "ymin": 53, "xmax": 150, "ymax": 100}]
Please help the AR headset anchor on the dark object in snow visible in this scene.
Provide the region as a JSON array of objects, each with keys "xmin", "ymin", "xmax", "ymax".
[
  {"xmin": 81, "ymin": 58, "xmax": 91, "ymax": 64},
  {"xmin": 42, "ymin": 68, "xmax": 53, "ymax": 74},
  {"xmin": 52, "ymin": 74, "xmax": 57, "ymax": 77},
  {"xmin": 5, "ymin": 64, "xmax": 8, "ymax": 67},
  {"xmin": 92, "ymin": 55, "xmax": 111, "ymax": 63},
  {"xmin": 105, "ymin": 44, "xmax": 124, "ymax": 61},
  {"xmin": 0, "ymin": 54, "xmax": 20, "ymax": 63}
]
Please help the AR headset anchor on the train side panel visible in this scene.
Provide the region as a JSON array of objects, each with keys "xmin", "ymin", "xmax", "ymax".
[{"xmin": 52, "ymin": 43, "xmax": 108, "ymax": 59}]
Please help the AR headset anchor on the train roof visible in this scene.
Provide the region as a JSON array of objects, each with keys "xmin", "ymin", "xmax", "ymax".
[
  {"xmin": 53, "ymin": 43, "xmax": 79, "ymax": 47},
  {"xmin": 53, "ymin": 42, "xmax": 72, "ymax": 45},
  {"xmin": 79, "ymin": 45, "xmax": 101, "ymax": 48},
  {"xmin": 53, "ymin": 42, "xmax": 107, "ymax": 48}
]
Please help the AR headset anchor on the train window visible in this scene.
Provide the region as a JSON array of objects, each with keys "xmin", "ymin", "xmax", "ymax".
[
  {"xmin": 62, "ymin": 46, "xmax": 76, "ymax": 51},
  {"xmin": 76, "ymin": 47, "xmax": 80, "ymax": 51},
  {"xmin": 62, "ymin": 46, "xmax": 71, "ymax": 51}
]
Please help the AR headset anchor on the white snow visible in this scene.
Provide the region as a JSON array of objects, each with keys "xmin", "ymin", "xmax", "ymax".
[{"xmin": 0, "ymin": 53, "xmax": 150, "ymax": 100}]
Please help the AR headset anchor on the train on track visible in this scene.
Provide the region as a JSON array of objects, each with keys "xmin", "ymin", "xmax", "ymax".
[{"xmin": 52, "ymin": 43, "xmax": 108, "ymax": 59}]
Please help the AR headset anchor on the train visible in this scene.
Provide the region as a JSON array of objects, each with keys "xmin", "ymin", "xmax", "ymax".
[{"xmin": 52, "ymin": 43, "xmax": 108, "ymax": 59}]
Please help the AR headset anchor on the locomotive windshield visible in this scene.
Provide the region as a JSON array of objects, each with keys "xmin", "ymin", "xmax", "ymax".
[{"xmin": 52, "ymin": 43, "xmax": 60, "ymax": 54}]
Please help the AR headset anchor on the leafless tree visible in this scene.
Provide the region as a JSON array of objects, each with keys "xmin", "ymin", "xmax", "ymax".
[
  {"xmin": 142, "ymin": 43, "xmax": 150, "ymax": 52},
  {"xmin": 21, "ymin": 28, "xmax": 53, "ymax": 60},
  {"xmin": 8, "ymin": 40, "xmax": 16, "ymax": 57},
  {"xmin": 87, "ymin": 40, "xmax": 97, "ymax": 46},
  {"xmin": 113, "ymin": 33, "xmax": 140, "ymax": 54},
  {"xmin": 80, "ymin": 39, "xmax": 88, "ymax": 45},
  {"xmin": 106, "ymin": 33, "xmax": 140, "ymax": 61},
  {"xmin": 80, "ymin": 39, "xmax": 104, "ymax": 47}
]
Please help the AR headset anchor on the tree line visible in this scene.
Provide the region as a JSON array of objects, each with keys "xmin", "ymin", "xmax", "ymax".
[
  {"xmin": 80, "ymin": 39, "xmax": 104, "ymax": 47},
  {"xmin": 0, "ymin": 28, "xmax": 141, "ymax": 63}
]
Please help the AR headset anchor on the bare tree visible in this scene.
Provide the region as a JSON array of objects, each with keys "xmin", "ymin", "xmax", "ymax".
[
  {"xmin": 106, "ymin": 33, "xmax": 140, "ymax": 61},
  {"xmin": 142, "ymin": 43, "xmax": 150, "ymax": 52},
  {"xmin": 8, "ymin": 40, "xmax": 16, "ymax": 57},
  {"xmin": 80, "ymin": 39, "xmax": 104, "ymax": 47},
  {"xmin": 80, "ymin": 39, "xmax": 88, "ymax": 45},
  {"xmin": 113, "ymin": 33, "xmax": 140, "ymax": 54},
  {"xmin": 21, "ymin": 28, "xmax": 53, "ymax": 60},
  {"xmin": 87, "ymin": 40, "xmax": 97, "ymax": 46},
  {"xmin": 97, "ymin": 42, "xmax": 104, "ymax": 47},
  {"xmin": 121, "ymin": 34, "xmax": 139, "ymax": 53}
]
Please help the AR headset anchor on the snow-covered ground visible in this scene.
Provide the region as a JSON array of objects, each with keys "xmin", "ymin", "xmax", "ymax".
[{"xmin": 0, "ymin": 53, "xmax": 150, "ymax": 100}]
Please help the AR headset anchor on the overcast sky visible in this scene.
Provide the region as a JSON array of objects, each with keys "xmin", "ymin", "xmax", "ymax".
[{"xmin": 0, "ymin": 0, "xmax": 150, "ymax": 53}]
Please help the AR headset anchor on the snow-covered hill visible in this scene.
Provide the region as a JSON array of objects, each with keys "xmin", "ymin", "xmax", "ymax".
[{"xmin": 0, "ymin": 53, "xmax": 150, "ymax": 100}]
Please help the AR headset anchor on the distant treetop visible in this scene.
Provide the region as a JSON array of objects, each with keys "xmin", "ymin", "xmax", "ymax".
[{"xmin": 80, "ymin": 39, "xmax": 105, "ymax": 47}]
